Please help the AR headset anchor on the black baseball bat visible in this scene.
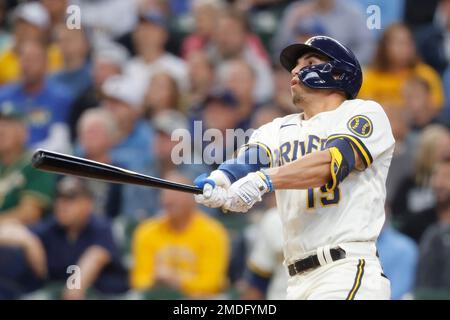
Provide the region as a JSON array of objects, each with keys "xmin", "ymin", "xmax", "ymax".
[{"xmin": 31, "ymin": 149, "xmax": 202, "ymax": 194}]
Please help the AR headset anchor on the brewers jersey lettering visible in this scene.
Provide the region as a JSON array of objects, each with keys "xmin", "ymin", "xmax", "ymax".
[{"xmin": 246, "ymin": 99, "xmax": 395, "ymax": 265}]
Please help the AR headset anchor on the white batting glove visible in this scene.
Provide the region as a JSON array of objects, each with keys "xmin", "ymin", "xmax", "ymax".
[
  {"xmin": 224, "ymin": 171, "xmax": 273, "ymax": 213},
  {"xmin": 194, "ymin": 170, "xmax": 231, "ymax": 208}
]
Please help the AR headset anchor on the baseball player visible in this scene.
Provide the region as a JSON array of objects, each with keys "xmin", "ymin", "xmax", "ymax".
[{"xmin": 194, "ymin": 36, "xmax": 394, "ymax": 299}]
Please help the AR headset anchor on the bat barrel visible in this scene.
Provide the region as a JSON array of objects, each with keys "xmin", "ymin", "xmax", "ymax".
[{"xmin": 31, "ymin": 149, "xmax": 203, "ymax": 194}]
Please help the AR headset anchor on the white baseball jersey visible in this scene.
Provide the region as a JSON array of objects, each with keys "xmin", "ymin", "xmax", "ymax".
[{"xmin": 247, "ymin": 99, "xmax": 395, "ymax": 265}]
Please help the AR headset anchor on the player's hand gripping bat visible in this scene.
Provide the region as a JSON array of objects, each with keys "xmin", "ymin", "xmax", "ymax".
[{"xmin": 31, "ymin": 149, "xmax": 202, "ymax": 194}]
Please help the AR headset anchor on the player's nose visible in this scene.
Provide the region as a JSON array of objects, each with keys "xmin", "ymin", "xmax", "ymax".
[{"xmin": 291, "ymin": 63, "xmax": 303, "ymax": 76}]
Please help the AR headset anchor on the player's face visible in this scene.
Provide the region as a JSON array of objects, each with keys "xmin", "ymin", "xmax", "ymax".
[{"xmin": 290, "ymin": 53, "xmax": 329, "ymax": 105}]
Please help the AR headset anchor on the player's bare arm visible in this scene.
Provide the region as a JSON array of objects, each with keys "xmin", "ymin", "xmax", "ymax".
[{"xmin": 266, "ymin": 146, "xmax": 365, "ymax": 190}]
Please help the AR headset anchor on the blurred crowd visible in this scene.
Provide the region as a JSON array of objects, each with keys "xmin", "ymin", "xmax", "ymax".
[{"xmin": 0, "ymin": 0, "xmax": 449, "ymax": 300}]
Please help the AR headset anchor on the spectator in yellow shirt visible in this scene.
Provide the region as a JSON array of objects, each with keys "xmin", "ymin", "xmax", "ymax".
[
  {"xmin": 359, "ymin": 23, "xmax": 444, "ymax": 111},
  {"xmin": 131, "ymin": 170, "xmax": 230, "ymax": 298},
  {"xmin": 0, "ymin": 2, "xmax": 62, "ymax": 85}
]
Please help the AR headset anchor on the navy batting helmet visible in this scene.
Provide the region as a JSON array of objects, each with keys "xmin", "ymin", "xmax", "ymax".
[{"xmin": 280, "ymin": 36, "xmax": 363, "ymax": 99}]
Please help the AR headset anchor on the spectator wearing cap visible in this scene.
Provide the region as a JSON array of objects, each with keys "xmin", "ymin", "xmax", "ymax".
[
  {"xmin": 131, "ymin": 170, "xmax": 229, "ymax": 298},
  {"xmin": 192, "ymin": 89, "xmax": 244, "ymax": 166},
  {"xmin": 77, "ymin": 108, "xmax": 123, "ymax": 219},
  {"xmin": 0, "ymin": 40, "xmax": 72, "ymax": 154},
  {"xmin": 0, "ymin": 104, "xmax": 55, "ymax": 226},
  {"xmin": 0, "ymin": 2, "xmax": 63, "ymax": 85},
  {"xmin": 48, "ymin": 25, "xmax": 92, "ymax": 102},
  {"xmin": 217, "ymin": 59, "xmax": 261, "ymax": 131},
  {"xmin": 0, "ymin": 176, "xmax": 129, "ymax": 299},
  {"xmin": 124, "ymin": 10, "xmax": 189, "ymax": 95},
  {"xmin": 207, "ymin": 9, "xmax": 273, "ymax": 104},
  {"xmin": 273, "ymin": 0, "xmax": 375, "ymax": 65},
  {"xmin": 68, "ymin": 40, "xmax": 128, "ymax": 142},
  {"xmin": 415, "ymin": 157, "xmax": 450, "ymax": 298},
  {"xmin": 100, "ymin": 75, "xmax": 157, "ymax": 220},
  {"xmin": 152, "ymin": 110, "xmax": 207, "ymax": 179}
]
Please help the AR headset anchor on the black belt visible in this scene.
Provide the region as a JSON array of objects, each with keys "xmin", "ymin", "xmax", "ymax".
[{"xmin": 288, "ymin": 248, "xmax": 346, "ymax": 276}]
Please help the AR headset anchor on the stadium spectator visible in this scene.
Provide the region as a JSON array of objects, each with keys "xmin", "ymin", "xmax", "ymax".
[
  {"xmin": 181, "ymin": 0, "xmax": 269, "ymax": 62},
  {"xmin": 0, "ymin": 40, "xmax": 72, "ymax": 153},
  {"xmin": 392, "ymin": 125, "xmax": 450, "ymax": 242},
  {"xmin": 359, "ymin": 23, "xmax": 444, "ymax": 110},
  {"xmin": 68, "ymin": 40, "xmax": 128, "ymax": 142},
  {"xmin": 185, "ymin": 50, "xmax": 216, "ymax": 108},
  {"xmin": 143, "ymin": 72, "xmax": 181, "ymax": 118},
  {"xmin": 377, "ymin": 214, "xmax": 419, "ymax": 300},
  {"xmin": 49, "ymin": 25, "xmax": 92, "ymax": 100},
  {"xmin": 273, "ymin": 0, "xmax": 374, "ymax": 65},
  {"xmin": 180, "ymin": 0, "xmax": 224, "ymax": 58},
  {"xmin": 77, "ymin": 108, "xmax": 122, "ymax": 219},
  {"xmin": 207, "ymin": 9, "xmax": 273, "ymax": 104},
  {"xmin": 71, "ymin": 0, "xmax": 138, "ymax": 40},
  {"xmin": 241, "ymin": 204, "xmax": 288, "ymax": 300},
  {"xmin": 0, "ymin": 2, "xmax": 62, "ymax": 85},
  {"xmin": 196, "ymin": 89, "xmax": 245, "ymax": 164},
  {"xmin": 0, "ymin": 177, "xmax": 129, "ymax": 299},
  {"xmin": 415, "ymin": 157, "xmax": 450, "ymax": 298},
  {"xmin": 0, "ymin": 104, "xmax": 55, "ymax": 225},
  {"xmin": 41, "ymin": 0, "xmax": 69, "ymax": 30},
  {"xmin": 403, "ymin": 77, "xmax": 443, "ymax": 133},
  {"xmin": 100, "ymin": 75, "xmax": 156, "ymax": 220},
  {"xmin": 384, "ymin": 107, "xmax": 413, "ymax": 206},
  {"xmin": 131, "ymin": 171, "xmax": 230, "ymax": 298},
  {"xmin": 415, "ymin": 0, "xmax": 450, "ymax": 74},
  {"xmin": 124, "ymin": 10, "xmax": 189, "ymax": 94},
  {"xmin": 101, "ymin": 75, "xmax": 152, "ymax": 171},
  {"xmin": 152, "ymin": 110, "xmax": 206, "ymax": 179},
  {"xmin": 218, "ymin": 59, "xmax": 259, "ymax": 130}
]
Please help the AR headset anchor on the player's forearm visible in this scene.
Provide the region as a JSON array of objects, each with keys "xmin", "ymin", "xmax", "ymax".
[{"xmin": 265, "ymin": 150, "xmax": 331, "ymax": 189}]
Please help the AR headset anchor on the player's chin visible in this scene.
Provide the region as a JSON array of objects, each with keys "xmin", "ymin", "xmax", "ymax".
[{"xmin": 291, "ymin": 89, "xmax": 302, "ymax": 104}]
